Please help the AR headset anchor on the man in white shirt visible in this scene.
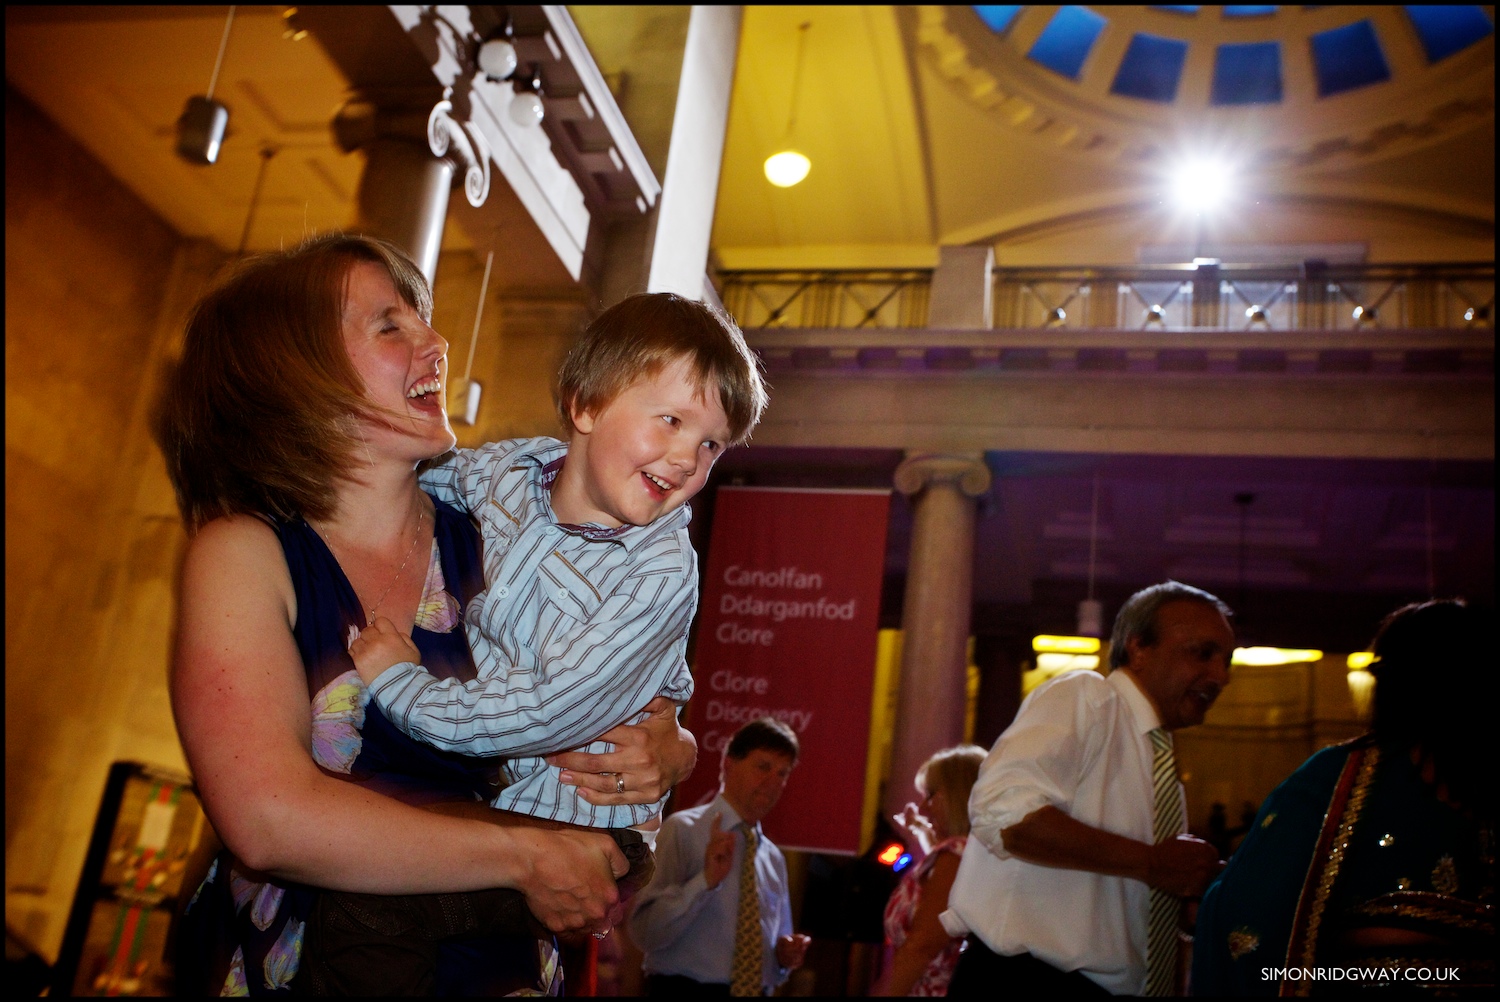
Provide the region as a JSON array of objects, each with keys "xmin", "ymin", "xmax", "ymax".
[
  {"xmin": 629, "ymin": 718, "xmax": 812, "ymax": 997},
  {"xmin": 944, "ymin": 582, "xmax": 1233, "ymax": 996}
]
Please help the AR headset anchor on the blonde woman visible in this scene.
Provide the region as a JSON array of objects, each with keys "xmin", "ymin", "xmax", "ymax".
[{"xmin": 875, "ymin": 745, "xmax": 987, "ymax": 996}]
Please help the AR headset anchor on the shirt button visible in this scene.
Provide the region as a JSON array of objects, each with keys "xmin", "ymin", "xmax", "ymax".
[
  {"xmin": 558, "ymin": 588, "xmax": 569, "ymax": 599},
  {"xmin": 496, "ymin": 586, "xmax": 510, "ymax": 599}
]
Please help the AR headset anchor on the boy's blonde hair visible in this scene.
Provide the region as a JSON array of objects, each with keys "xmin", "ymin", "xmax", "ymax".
[{"xmin": 555, "ymin": 293, "xmax": 767, "ymax": 445}]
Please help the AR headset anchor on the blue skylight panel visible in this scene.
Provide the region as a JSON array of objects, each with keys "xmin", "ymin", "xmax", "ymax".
[
  {"xmin": 1310, "ymin": 20, "xmax": 1391, "ymax": 96},
  {"xmin": 973, "ymin": 6, "xmax": 1023, "ymax": 34},
  {"xmin": 1212, "ymin": 41, "xmax": 1283, "ymax": 104},
  {"xmin": 1403, "ymin": 6, "xmax": 1494, "ymax": 63},
  {"xmin": 1027, "ymin": 6, "xmax": 1108, "ymax": 80},
  {"xmin": 1224, "ymin": 6, "xmax": 1277, "ymax": 16},
  {"xmin": 1111, "ymin": 33, "xmax": 1189, "ymax": 102}
]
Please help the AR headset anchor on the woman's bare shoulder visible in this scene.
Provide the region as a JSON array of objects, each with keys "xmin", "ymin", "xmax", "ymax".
[
  {"xmin": 182, "ymin": 514, "xmax": 295, "ymax": 623},
  {"xmin": 189, "ymin": 511, "xmax": 280, "ymax": 550}
]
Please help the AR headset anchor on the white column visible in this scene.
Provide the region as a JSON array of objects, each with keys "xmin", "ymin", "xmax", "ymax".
[
  {"xmin": 884, "ymin": 453, "xmax": 991, "ymax": 818},
  {"xmin": 354, "ymin": 138, "xmax": 454, "ymax": 285},
  {"xmin": 928, "ymin": 245, "xmax": 994, "ymax": 328},
  {"xmin": 646, "ymin": 5, "xmax": 742, "ymax": 301}
]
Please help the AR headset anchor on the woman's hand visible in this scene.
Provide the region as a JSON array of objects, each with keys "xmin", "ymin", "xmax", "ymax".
[
  {"xmin": 512, "ymin": 826, "xmax": 628, "ymax": 935},
  {"xmin": 892, "ymin": 802, "xmax": 936, "ymax": 857},
  {"xmin": 549, "ymin": 696, "xmax": 698, "ymax": 806}
]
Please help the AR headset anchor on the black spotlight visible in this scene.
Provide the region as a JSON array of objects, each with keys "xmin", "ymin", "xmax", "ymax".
[{"xmin": 176, "ymin": 96, "xmax": 229, "ymax": 165}]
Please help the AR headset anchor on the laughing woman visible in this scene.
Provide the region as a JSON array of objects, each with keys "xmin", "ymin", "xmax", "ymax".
[{"xmin": 154, "ymin": 234, "xmax": 696, "ymax": 995}]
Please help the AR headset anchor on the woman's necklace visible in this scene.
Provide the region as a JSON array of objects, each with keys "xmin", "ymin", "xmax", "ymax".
[{"xmin": 314, "ymin": 503, "xmax": 427, "ymax": 626}]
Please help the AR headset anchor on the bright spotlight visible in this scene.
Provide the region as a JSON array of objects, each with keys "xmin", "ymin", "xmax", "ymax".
[
  {"xmin": 1036, "ymin": 652, "xmax": 1101, "ymax": 672},
  {"xmin": 764, "ymin": 150, "xmax": 811, "ymax": 188},
  {"xmin": 1231, "ymin": 647, "xmax": 1323, "ymax": 666},
  {"xmin": 1032, "ymin": 635, "xmax": 1101, "ymax": 654},
  {"xmin": 1171, "ymin": 157, "xmax": 1231, "ymax": 214}
]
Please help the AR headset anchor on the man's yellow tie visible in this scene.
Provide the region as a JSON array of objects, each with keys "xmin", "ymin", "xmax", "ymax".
[
  {"xmin": 1147, "ymin": 728, "xmax": 1183, "ymax": 996},
  {"xmin": 729, "ymin": 824, "xmax": 763, "ymax": 997}
]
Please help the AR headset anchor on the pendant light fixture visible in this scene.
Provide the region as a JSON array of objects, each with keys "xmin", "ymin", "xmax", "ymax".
[
  {"xmin": 764, "ymin": 22, "xmax": 812, "ymax": 188},
  {"xmin": 450, "ymin": 250, "xmax": 494, "ymax": 427},
  {"xmin": 475, "ymin": 16, "xmax": 542, "ymax": 128},
  {"xmin": 177, "ymin": 6, "xmax": 236, "ymax": 165}
]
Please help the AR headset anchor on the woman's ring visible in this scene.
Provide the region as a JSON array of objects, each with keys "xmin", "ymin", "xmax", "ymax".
[{"xmin": 615, "ymin": 775, "xmax": 626, "ymax": 794}]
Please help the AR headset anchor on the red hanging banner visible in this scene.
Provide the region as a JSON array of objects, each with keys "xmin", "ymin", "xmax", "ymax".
[{"xmin": 676, "ymin": 487, "xmax": 891, "ymax": 854}]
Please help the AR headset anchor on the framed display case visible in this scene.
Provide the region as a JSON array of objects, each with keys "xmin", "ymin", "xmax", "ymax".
[{"xmin": 50, "ymin": 761, "xmax": 212, "ymax": 997}]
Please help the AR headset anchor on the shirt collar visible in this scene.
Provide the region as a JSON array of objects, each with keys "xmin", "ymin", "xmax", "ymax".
[
  {"xmin": 1109, "ymin": 668, "xmax": 1164, "ymax": 735},
  {"xmin": 517, "ymin": 440, "xmax": 692, "ymax": 549},
  {"xmin": 709, "ymin": 793, "xmax": 759, "ymax": 837}
]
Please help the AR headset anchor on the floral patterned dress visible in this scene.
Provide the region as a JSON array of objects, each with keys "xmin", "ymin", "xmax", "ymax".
[
  {"xmin": 882, "ymin": 835, "xmax": 968, "ymax": 996},
  {"xmin": 176, "ymin": 496, "xmax": 561, "ymax": 996}
]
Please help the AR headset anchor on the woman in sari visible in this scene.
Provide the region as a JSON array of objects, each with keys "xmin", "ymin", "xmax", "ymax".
[{"xmin": 1192, "ymin": 600, "xmax": 1493, "ymax": 995}]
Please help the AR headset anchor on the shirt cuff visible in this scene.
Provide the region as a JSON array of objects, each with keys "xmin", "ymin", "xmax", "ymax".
[
  {"xmin": 970, "ymin": 788, "xmax": 1055, "ymax": 858},
  {"xmin": 365, "ymin": 660, "xmax": 424, "ymax": 713},
  {"xmin": 938, "ymin": 908, "xmax": 970, "ymax": 938}
]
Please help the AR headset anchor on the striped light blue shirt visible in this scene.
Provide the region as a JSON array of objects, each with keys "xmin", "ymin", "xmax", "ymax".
[{"xmin": 368, "ymin": 436, "xmax": 696, "ymax": 827}]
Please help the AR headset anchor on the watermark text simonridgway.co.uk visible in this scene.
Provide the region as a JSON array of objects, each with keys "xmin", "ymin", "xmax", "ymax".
[{"xmin": 1263, "ymin": 966, "xmax": 1461, "ymax": 986}]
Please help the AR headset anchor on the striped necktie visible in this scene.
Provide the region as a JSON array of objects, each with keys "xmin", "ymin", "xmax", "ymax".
[
  {"xmin": 729, "ymin": 824, "xmax": 763, "ymax": 997},
  {"xmin": 1147, "ymin": 728, "xmax": 1183, "ymax": 996}
]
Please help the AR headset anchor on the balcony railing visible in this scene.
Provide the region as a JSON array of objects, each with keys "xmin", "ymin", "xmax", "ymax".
[
  {"xmin": 717, "ymin": 263, "xmax": 1495, "ymax": 332},
  {"xmin": 717, "ymin": 270, "xmax": 932, "ymax": 330}
]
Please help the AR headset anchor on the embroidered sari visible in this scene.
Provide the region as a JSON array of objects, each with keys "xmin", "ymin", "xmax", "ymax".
[{"xmin": 1192, "ymin": 735, "xmax": 1494, "ymax": 996}]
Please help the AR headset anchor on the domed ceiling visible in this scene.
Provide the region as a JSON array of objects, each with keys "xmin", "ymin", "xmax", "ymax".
[
  {"xmin": 710, "ymin": 5, "xmax": 1494, "ymax": 270},
  {"xmin": 4, "ymin": 6, "xmax": 1491, "ymax": 273},
  {"xmin": 926, "ymin": 5, "xmax": 1494, "ymax": 167}
]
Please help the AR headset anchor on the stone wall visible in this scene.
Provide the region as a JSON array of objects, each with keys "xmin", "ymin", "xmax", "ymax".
[{"xmin": 5, "ymin": 85, "xmax": 228, "ymax": 957}]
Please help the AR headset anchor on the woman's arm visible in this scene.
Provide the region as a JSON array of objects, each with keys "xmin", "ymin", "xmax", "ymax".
[
  {"xmin": 548, "ymin": 696, "xmax": 698, "ymax": 805},
  {"xmin": 171, "ymin": 516, "xmax": 625, "ymax": 931},
  {"xmin": 873, "ymin": 853, "xmax": 962, "ymax": 996}
]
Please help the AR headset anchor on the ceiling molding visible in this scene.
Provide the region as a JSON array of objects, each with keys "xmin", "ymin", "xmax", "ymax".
[{"xmin": 949, "ymin": 187, "xmax": 1495, "ymax": 249}]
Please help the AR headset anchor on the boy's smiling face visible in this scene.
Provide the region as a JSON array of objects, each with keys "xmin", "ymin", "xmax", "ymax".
[{"xmin": 553, "ymin": 355, "xmax": 733, "ymax": 528}]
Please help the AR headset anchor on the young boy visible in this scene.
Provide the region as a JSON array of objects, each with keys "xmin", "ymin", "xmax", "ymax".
[{"xmin": 309, "ymin": 293, "xmax": 766, "ymax": 989}]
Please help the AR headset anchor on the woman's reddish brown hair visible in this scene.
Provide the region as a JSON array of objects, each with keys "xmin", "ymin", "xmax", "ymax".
[{"xmin": 152, "ymin": 233, "xmax": 431, "ymax": 529}]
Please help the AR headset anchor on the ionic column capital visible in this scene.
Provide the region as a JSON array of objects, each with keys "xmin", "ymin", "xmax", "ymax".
[
  {"xmin": 893, "ymin": 452, "xmax": 991, "ymax": 498},
  {"xmin": 332, "ymin": 87, "xmax": 490, "ymax": 208}
]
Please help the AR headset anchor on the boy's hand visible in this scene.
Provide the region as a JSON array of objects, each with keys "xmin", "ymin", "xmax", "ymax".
[{"xmin": 347, "ymin": 616, "xmax": 421, "ymax": 686}]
